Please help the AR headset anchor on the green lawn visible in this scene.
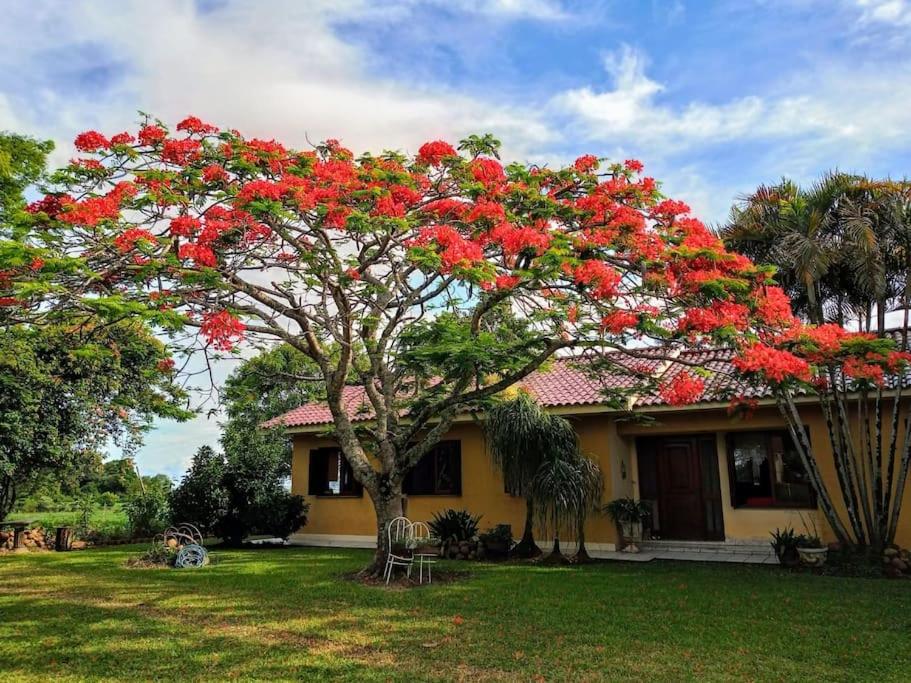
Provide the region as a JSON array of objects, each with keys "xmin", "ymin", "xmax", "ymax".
[
  {"xmin": 6, "ymin": 508, "xmax": 127, "ymax": 530},
  {"xmin": 0, "ymin": 547, "xmax": 909, "ymax": 681}
]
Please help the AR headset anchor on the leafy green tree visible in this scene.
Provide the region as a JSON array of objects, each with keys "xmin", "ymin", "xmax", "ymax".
[
  {"xmin": 168, "ymin": 445, "xmax": 228, "ymax": 534},
  {"xmin": 0, "ymin": 132, "xmax": 53, "ymax": 227},
  {"xmin": 0, "ymin": 322, "xmax": 191, "ymax": 521},
  {"xmin": 125, "ymin": 488, "xmax": 169, "ymax": 537}
]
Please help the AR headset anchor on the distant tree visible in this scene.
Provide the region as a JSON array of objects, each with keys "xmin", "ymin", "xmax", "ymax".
[
  {"xmin": 168, "ymin": 445, "xmax": 228, "ymax": 534},
  {"xmin": 0, "ymin": 322, "xmax": 191, "ymax": 521}
]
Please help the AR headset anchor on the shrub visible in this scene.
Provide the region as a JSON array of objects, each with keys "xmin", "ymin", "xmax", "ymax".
[
  {"xmin": 479, "ymin": 524, "xmax": 513, "ymax": 547},
  {"xmin": 98, "ymin": 492, "xmax": 119, "ymax": 509},
  {"xmin": 429, "ymin": 509, "xmax": 481, "ymax": 545},
  {"xmin": 125, "ymin": 491, "xmax": 169, "ymax": 538},
  {"xmin": 168, "ymin": 445, "xmax": 228, "ymax": 535}
]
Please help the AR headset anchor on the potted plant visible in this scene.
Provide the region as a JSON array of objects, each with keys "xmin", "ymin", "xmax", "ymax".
[
  {"xmin": 770, "ymin": 527, "xmax": 801, "ymax": 567},
  {"xmin": 479, "ymin": 524, "xmax": 513, "ymax": 558},
  {"xmin": 390, "ymin": 535, "xmax": 416, "ymax": 559},
  {"xmin": 603, "ymin": 498, "xmax": 651, "ymax": 553},
  {"xmin": 796, "ymin": 534, "xmax": 827, "ymax": 566},
  {"xmin": 413, "ymin": 534, "xmax": 442, "ymax": 556}
]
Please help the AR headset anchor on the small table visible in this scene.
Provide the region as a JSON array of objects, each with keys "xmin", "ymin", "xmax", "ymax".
[{"xmin": 1, "ymin": 520, "xmax": 33, "ymax": 553}]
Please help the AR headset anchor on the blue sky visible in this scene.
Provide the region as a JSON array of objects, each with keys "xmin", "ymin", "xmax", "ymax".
[{"xmin": 3, "ymin": 0, "xmax": 911, "ymax": 479}]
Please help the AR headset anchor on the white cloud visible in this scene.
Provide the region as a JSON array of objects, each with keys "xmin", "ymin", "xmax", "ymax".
[
  {"xmin": 0, "ymin": 0, "xmax": 559, "ymax": 166},
  {"xmin": 854, "ymin": 0, "xmax": 911, "ymax": 25},
  {"xmin": 551, "ymin": 43, "xmax": 911, "ymax": 162}
]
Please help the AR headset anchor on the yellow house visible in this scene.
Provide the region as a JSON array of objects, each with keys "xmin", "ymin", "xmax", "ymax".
[{"xmin": 275, "ymin": 353, "xmax": 911, "ymax": 555}]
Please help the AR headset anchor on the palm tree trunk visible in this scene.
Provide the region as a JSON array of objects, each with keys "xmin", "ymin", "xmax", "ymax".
[{"xmin": 512, "ymin": 497, "xmax": 542, "ymax": 558}]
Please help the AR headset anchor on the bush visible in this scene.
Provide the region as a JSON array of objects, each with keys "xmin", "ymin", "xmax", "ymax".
[
  {"xmin": 98, "ymin": 492, "xmax": 119, "ymax": 509},
  {"xmin": 168, "ymin": 446, "xmax": 228, "ymax": 535},
  {"xmin": 429, "ymin": 509, "xmax": 481, "ymax": 545},
  {"xmin": 125, "ymin": 491, "xmax": 169, "ymax": 538}
]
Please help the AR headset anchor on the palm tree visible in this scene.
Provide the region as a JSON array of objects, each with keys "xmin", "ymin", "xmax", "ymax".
[
  {"xmin": 722, "ymin": 174, "xmax": 911, "ymax": 550},
  {"xmin": 531, "ymin": 447, "xmax": 603, "ymax": 565},
  {"xmin": 570, "ymin": 455, "xmax": 604, "ymax": 564},
  {"xmin": 719, "ymin": 173, "xmax": 856, "ymax": 325},
  {"xmin": 484, "ymin": 391, "xmax": 577, "ymax": 557}
]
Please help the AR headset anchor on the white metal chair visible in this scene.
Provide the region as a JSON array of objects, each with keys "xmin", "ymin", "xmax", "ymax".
[
  {"xmin": 411, "ymin": 521, "xmax": 438, "ymax": 585},
  {"xmin": 384, "ymin": 516, "xmax": 414, "ymax": 584}
]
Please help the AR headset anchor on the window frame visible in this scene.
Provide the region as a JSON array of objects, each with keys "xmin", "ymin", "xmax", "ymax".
[
  {"xmin": 403, "ymin": 440, "xmax": 462, "ymax": 497},
  {"xmin": 726, "ymin": 430, "xmax": 816, "ymax": 510},
  {"xmin": 308, "ymin": 447, "xmax": 363, "ymax": 498}
]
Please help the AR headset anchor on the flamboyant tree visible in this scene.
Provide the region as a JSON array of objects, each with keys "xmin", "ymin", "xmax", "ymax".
[{"xmin": 10, "ymin": 115, "xmax": 905, "ymax": 571}]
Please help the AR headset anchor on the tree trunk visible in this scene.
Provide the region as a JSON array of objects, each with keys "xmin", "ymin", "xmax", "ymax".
[
  {"xmin": 512, "ymin": 496, "xmax": 542, "ymax": 558},
  {"xmin": 361, "ymin": 484, "xmax": 405, "ymax": 578},
  {"xmin": 0, "ymin": 476, "xmax": 16, "ymax": 523},
  {"xmin": 542, "ymin": 536, "xmax": 569, "ymax": 565},
  {"xmin": 572, "ymin": 524, "xmax": 593, "ymax": 564}
]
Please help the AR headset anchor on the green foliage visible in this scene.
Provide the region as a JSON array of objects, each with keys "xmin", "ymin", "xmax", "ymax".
[
  {"xmin": 428, "ymin": 509, "xmax": 481, "ymax": 544},
  {"xmin": 478, "ymin": 524, "xmax": 513, "ymax": 546},
  {"xmin": 0, "ymin": 132, "xmax": 53, "ymax": 230},
  {"xmin": 603, "ymin": 498, "xmax": 652, "ymax": 524},
  {"xmin": 0, "ymin": 321, "xmax": 191, "ymax": 521},
  {"xmin": 125, "ymin": 490, "xmax": 169, "ymax": 538},
  {"xmin": 484, "ymin": 390, "xmax": 577, "ymax": 498},
  {"xmin": 168, "ymin": 445, "xmax": 228, "ymax": 534}
]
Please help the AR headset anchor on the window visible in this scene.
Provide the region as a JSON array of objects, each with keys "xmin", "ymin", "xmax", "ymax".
[
  {"xmin": 404, "ymin": 441, "xmax": 462, "ymax": 495},
  {"xmin": 308, "ymin": 448, "xmax": 363, "ymax": 497},
  {"xmin": 727, "ymin": 431, "xmax": 814, "ymax": 508}
]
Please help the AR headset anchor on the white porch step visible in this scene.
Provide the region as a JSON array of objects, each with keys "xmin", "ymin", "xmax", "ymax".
[{"xmin": 637, "ymin": 540, "xmax": 777, "ymax": 565}]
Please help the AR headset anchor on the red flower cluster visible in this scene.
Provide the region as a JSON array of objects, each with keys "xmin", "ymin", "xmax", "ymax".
[
  {"xmin": 733, "ymin": 344, "xmax": 811, "ymax": 383},
  {"xmin": 573, "ymin": 261, "xmax": 621, "ymax": 299},
  {"xmin": 659, "ymin": 372, "xmax": 705, "ymax": 406},
  {"xmin": 755, "ymin": 286, "xmax": 794, "ymax": 327},
  {"xmin": 179, "ymin": 243, "xmax": 216, "ymax": 267},
  {"xmin": 470, "ymin": 157, "xmax": 506, "ymax": 189},
  {"xmin": 415, "ymin": 225, "xmax": 483, "ymax": 273},
  {"xmin": 113, "ymin": 228, "xmax": 156, "ymax": 253},
  {"xmin": 679, "ymin": 301, "xmax": 750, "ymax": 333},
  {"xmin": 600, "ymin": 310, "xmax": 639, "ymax": 334},
  {"xmin": 417, "ymin": 140, "xmax": 457, "ymax": 166},
  {"xmin": 489, "ymin": 222, "xmax": 551, "ymax": 257},
  {"xmin": 176, "ymin": 116, "xmax": 218, "ymax": 135},
  {"xmin": 110, "ymin": 132, "xmax": 135, "ymax": 145},
  {"xmin": 169, "ymin": 215, "xmax": 201, "ymax": 237},
  {"xmin": 573, "ymin": 154, "xmax": 599, "ymax": 173},
  {"xmin": 74, "ymin": 131, "xmax": 110, "ymax": 152},
  {"xmin": 161, "ymin": 138, "xmax": 201, "ymax": 165},
  {"xmin": 202, "ymin": 165, "xmax": 229, "ymax": 184},
  {"xmin": 138, "ymin": 124, "xmax": 167, "ymax": 146},
  {"xmin": 58, "ymin": 182, "xmax": 136, "ymax": 227},
  {"xmin": 844, "ymin": 357, "xmax": 885, "ymax": 386},
  {"xmin": 200, "ymin": 310, "xmax": 245, "ymax": 350}
]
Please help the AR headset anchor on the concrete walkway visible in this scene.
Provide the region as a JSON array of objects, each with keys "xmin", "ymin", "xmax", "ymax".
[{"xmin": 600, "ymin": 540, "xmax": 778, "ymax": 565}]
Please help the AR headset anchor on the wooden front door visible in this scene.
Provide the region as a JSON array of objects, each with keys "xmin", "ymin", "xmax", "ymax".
[
  {"xmin": 637, "ymin": 435, "xmax": 725, "ymax": 541},
  {"xmin": 656, "ymin": 438, "xmax": 705, "ymax": 540}
]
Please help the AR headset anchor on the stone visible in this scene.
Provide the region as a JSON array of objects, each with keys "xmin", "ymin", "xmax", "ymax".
[
  {"xmin": 826, "ymin": 541, "xmax": 842, "ymax": 553},
  {"xmin": 891, "ymin": 558, "xmax": 908, "ymax": 572},
  {"xmin": 884, "ymin": 548, "xmax": 899, "ymax": 558},
  {"xmin": 70, "ymin": 540, "xmax": 87, "ymax": 550}
]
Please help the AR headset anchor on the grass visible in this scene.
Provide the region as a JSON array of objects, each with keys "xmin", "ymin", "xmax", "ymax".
[
  {"xmin": 1, "ymin": 547, "xmax": 909, "ymax": 682},
  {"xmin": 5, "ymin": 508, "xmax": 127, "ymax": 530}
]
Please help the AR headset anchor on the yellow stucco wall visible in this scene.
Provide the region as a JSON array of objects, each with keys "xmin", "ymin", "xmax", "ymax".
[
  {"xmin": 291, "ymin": 417, "xmax": 619, "ymax": 548},
  {"xmin": 291, "ymin": 402, "xmax": 911, "ymax": 548}
]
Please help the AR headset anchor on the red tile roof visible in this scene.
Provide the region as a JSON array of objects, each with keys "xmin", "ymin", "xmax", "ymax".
[{"xmin": 265, "ymin": 347, "xmax": 763, "ymax": 430}]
